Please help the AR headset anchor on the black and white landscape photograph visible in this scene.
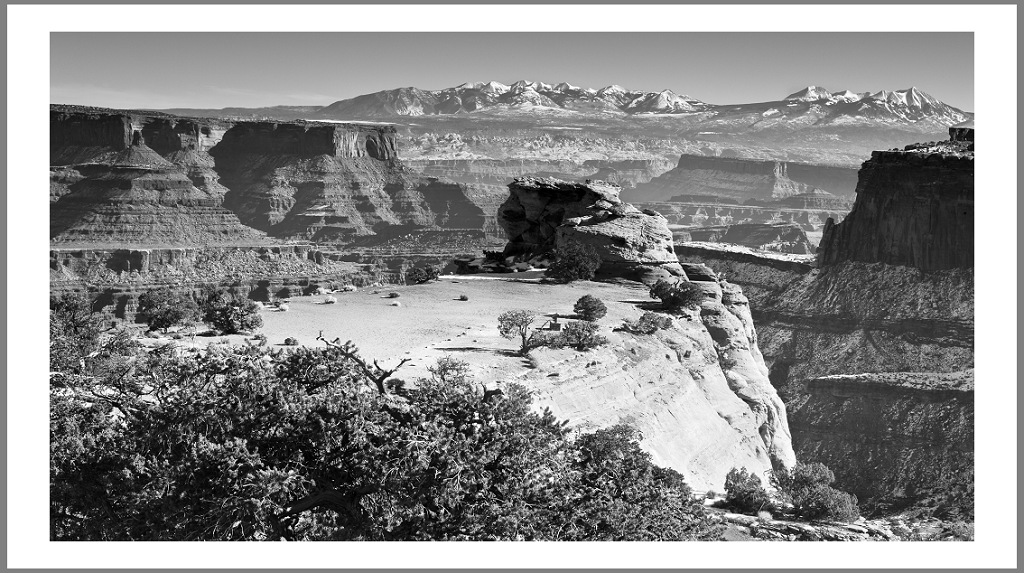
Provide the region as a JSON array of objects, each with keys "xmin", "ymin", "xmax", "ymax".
[{"xmin": 6, "ymin": 2, "xmax": 1018, "ymax": 570}]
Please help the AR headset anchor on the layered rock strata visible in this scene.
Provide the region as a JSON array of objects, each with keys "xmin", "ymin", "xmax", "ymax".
[
  {"xmin": 674, "ymin": 223, "xmax": 815, "ymax": 254},
  {"xmin": 675, "ymin": 135, "xmax": 975, "ymax": 517},
  {"xmin": 498, "ymin": 177, "xmax": 683, "ymax": 281},
  {"xmin": 630, "ymin": 154, "xmax": 859, "ymax": 202},
  {"xmin": 50, "ymin": 111, "xmax": 265, "ymax": 246},
  {"xmin": 210, "ymin": 121, "xmax": 488, "ymax": 242}
]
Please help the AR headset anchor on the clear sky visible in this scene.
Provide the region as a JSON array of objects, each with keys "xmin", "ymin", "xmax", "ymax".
[{"xmin": 51, "ymin": 32, "xmax": 974, "ymax": 111}]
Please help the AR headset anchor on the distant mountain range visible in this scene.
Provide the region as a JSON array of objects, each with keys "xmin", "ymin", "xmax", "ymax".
[{"xmin": 159, "ymin": 81, "xmax": 971, "ymax": 129}]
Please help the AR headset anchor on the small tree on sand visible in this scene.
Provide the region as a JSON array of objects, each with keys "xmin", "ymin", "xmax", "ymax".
[
  {"xmin": 498, "ymin": 310, "xmax": 537, "ymax": 355},
  {"xmin": 573, "ymin": 295, "xmax": 608, "ymax": 322}
]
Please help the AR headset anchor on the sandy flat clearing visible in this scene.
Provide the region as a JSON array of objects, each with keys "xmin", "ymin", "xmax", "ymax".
[{"xmin": 171, "ymin": 275, "xmax": 654, "ymax": 384}]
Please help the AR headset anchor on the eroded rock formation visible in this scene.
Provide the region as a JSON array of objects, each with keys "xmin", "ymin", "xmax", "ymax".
[
  {"xmin": 50, "ymin": 109, "xmax": 265, "ymax": 246},
  {"xmin": 499, "ymin": 177, "xmax": 683, "ymax": 281},
  {"xmin": 529, "ymin": 278, "xmax": 795, "ymax": 490},
  {"xmin": 210, "ymin": 121, "xmax": 488, "ymax": 242},
  {"xmin": 629, "ymin": 154, "xmax": 859, "ymax": 203}
]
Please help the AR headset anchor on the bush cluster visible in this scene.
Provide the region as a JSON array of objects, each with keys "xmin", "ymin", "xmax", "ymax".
[
  {"xmin": 771, "ymin": 462, "xmax": 860, "ymax": 522},
  {"xmin": 723, "ymin": 467, "xmax": 775, "ymax": 515},
  {"xmin": 649, "ymin": 279, "xmax": 706, "ymax": 312},
  {"xmin": 406, "ymin": 265, "xmax": 440, "ymax": 285},
  {"xmin": 722, "ymin": 462, "xmax": 861, "ymax": 523},
  {"xmin": 619, "ymin": 311, "xmax": 674, "ymax": 335}
]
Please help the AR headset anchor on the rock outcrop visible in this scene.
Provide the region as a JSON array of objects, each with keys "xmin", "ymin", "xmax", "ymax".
[
  {"xmin": 523, "ymin": 278, "xmax": 795, "ymax": 490},
  {"xmin": 498, "ymin": 177, "xmax": 683, "ymax": 281},
  {"xmin": 210, "ymin": 121, "xmax": 489, "ymax": 242},
  {"xmin": 817, "ymin": 142, "xmax": 973, "ymax": 271},
  {"xmin": 629, "ymin": 154, "xmax": 859, "ymax": 203},
  {"xmin": 50, "ymin": 109, "xmax": 265, "ymax": 246},
  {"xmin": 676, "ymin": 133, "xmax": 975, "ymax": 518}
]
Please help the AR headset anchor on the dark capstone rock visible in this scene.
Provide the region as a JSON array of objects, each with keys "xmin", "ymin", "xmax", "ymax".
[{"xmin": 817, "ymin": 145, "xmax": 973, "ymax": 271}]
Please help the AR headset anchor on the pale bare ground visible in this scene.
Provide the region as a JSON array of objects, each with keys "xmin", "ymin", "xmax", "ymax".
[{"xmin": 186, "ymin": 274, "xmax": 654, "ymax": 385}]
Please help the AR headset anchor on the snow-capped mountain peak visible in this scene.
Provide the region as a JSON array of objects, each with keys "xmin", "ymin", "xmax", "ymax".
[{"xmin": 785, "ymin": 86, "xmax": 834, "ymax": 101}]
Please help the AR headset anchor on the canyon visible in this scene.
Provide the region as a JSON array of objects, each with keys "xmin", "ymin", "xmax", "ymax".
[
  {"xmin": 677, "ymin": 127, "xmax": 974, "ymax": 518},
  {"xmin": 49, "ymin": 101, "xmax": 974, "ymax": 520}
]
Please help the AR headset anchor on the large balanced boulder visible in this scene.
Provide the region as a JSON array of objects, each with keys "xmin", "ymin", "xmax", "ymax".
[{"xmin": 499, "ymin": 176, "xmax": 683, "ymax": 282}]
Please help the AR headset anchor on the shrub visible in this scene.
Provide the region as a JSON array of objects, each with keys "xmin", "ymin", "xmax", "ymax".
[
  {"xmin": 649, "ymin": 279, "xmax": 706, "ymax": 312},
  {"xmin": 497, "ymin": 309, "xmax": 536, "ymax": 355},
  {"xmin": 705, "ymin": 490, "xmax": 717, "ymax": 500},
  {"xmin": 573, "ymin": 294, "xmax": 607, "ymax": 322},
  {"xmin": 136, "ymin": 290, "xmax": 200, "ymax": 332},
  {"xmin": 723, "ymin": 467, "xmax": 774, "ymax": 515},
  {"xmin": 458, "ymin": 294, "xmax": 469, "ymax": 301},
  {"xmin": 427, "ymin": 356, "xmax": 470, "ymax": 384},
  {"xmin": 202, "ymin": 290, "xmax": 264, "ymax": 334},
  {"xmin": 406, "ymin": 266, "xmax": 440, "ymax": 285},
  {"xmin": 558, "ymin": 321, "xmax": 608, "ymax": 351},
  {"xmin": 620, "ymin": 311, "xmax": 674, "ymax": 335},
  {"xmin": 284, "ymin": 337, "xmax": 299, "ymax": 346},
  {"xmin": 771, "ymin": 462, "xmax": 860, "ymax": 522},
  {"xmin": 546, "ymin": 241, "xmax": 602, "ymax": 283}
]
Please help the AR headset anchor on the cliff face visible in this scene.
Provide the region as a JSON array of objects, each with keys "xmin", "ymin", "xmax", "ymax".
[
  {"xmin": 675, "ymin": 137, "xmax": 974, "ymax": 518},
  {"xmin": 677, "ymin": 223, "xmax": 815, "ymax": 254},
  {"xmin": 817, "ymin": 147, "xmax": 973, "ymax": 271},
  {"xmin": 526, "ymin": 278, "xmax": 795, "ymax": 490},
  {"xmin": 637, "ymin": 201, "xmax": 847, "ymax": 235},
  {"xmin": 789, "ymin": 372, "xmax": 973, "ymax": 517},
  {"xmin": 50, "ymin": 110, "xmax": 266, "ymax": 246},
  {"xmin": 629, "ymin": 154, "xmax": 858, "ymax": 203},
  {"xmin": 210, "ymin": 122, "xmax": 487, "ymax": 242}
]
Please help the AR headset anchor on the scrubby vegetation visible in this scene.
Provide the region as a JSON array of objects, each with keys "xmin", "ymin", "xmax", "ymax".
[
  {"xmin": 649, "ymin": 279, "xmax": 706, "ymax": 312},
  {"xmin": 573, "ymin": 294, "xmax": 607, "ymax": 322},
  {"xmin": 722, "ymin": 467, "xmax": 776, "ymax": 515},
  {"xmin": 558, "ymin": 321, "xmax": 608, "ymax": 351},
  {"xmin": 49, "ymin": 313, "xmax": 723, "ymax": 541},
  {"xmin": 771, "ymin": 462, "xmax": 860, "ymax": 523},
  {"xmin": 546, "ymin": 241, "xmax": 601, "ymax": 283},
  {"xmin": 136, "ymin": 290, "xmax": 199, "ymax": 332},
  {"xmin": 406, "ymin": 265, "xmax": 440, "ymax": 285},
  {"xmin": 619, "ymin": 311, "xmax": 674, "ymax": 335},
  {"xmin": 721, "ymin": 463, "xmax": 861, "ymax": 523},
  {"xmin": 201, "ymin": 289, "xmax": 264, "ymax": 334}
]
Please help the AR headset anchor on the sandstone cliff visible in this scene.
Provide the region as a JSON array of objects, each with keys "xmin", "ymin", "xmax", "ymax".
[
  {"xmin": 509, "ymin": 277, "xmax": 796, "ymax": 490},
  {"xmin": 498, "ymin": 177, "xmax": 683, "ymax": 281},
  {"xmin": 210, "ymin": 121, "xmax": 489, "ymax": 242},
  {"xmin": 675, "ymin": 135, "xmax": 974, "ymax": 517},
  {"xmin": 629, "ymin": 154, "xmax": 859, "ymax": 203},
  {"xmin": 817, "ymin": 143, "xmax": 973, "ymax": 271},
  {"xmin": 50, "ymin": 109, "xmax": 265, "ymax": 246}
]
